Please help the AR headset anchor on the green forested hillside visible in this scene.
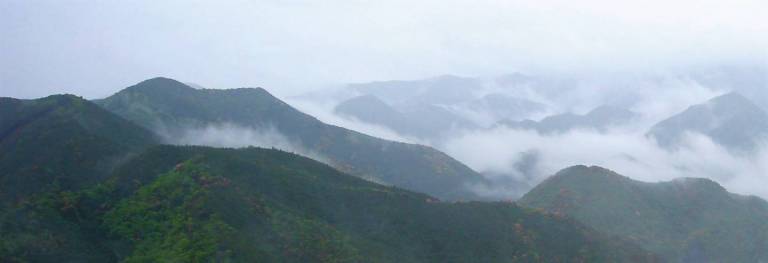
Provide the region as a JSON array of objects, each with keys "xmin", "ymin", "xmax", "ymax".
[
  {"xmin": 0, "ymin": 94, "xmax": 658, "ymax": 262},
  {"xmin": 0, "ymin": 95, "xmax": 159, "ymax": 262},
  {"xmin": 519, "ymin": 165, "xmax": 768, "ymax": 263},
  {"xmin": 95, "ymin": 77, "xmax": 486, "ymax": 201},
  {"xmin": 4, "ymin": 146, "xmax": 657, "ymax": 262},
  {"xmin": 0, "ymin": 94, "xmax": 157, "ymax": 201}
]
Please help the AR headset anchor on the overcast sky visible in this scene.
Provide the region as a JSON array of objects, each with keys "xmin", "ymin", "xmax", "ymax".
[{"xmin": 1, "ymin": 0, "xmax": 767, "ymax": 99}]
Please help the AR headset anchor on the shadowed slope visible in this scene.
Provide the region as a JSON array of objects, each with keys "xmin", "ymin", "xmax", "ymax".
[
  {"xmin": 520, "ymin": 165, "xmax": 768, "ymax": 262},
  {"xmin": 96, "ymin": 77, "xmax": 487, "ymax": 200}
]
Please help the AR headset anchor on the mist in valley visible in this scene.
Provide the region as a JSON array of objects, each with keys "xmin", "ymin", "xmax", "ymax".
[
  {"xmin": 287, "ymin": 68, "xmax": 768, "ymax": 199},
  {"xmin": 3, "ymin": 1, "xmax": 768, "ymax": 262}
]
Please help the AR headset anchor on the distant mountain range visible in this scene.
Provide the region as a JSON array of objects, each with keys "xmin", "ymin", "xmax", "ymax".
[
  {"xmin": 520, "ymin": 165, "xmax": 768, "ymax": 262},
  {"xmin": 334, "ymin": 94, "xmax": 477, "ymax": 140},
  {"xmin": 346, "ymin": 75, "xmax": 483, "ymax": 106},
  {"xmin": 647, "ymin": 92, "xmax": 768, "ymax": 153},
  {"xmin": 329, "ymin": 75, "xmax": 550, "ymax": 141},
  {"xmin": 459, "ymin": 93, "xmax": 548, "ymax": 124},
  {"xmin": 497, "ymin": 105, "xmax": 638, "ymax": 134}
]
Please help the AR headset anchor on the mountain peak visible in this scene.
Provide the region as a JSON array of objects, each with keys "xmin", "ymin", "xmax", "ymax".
[
  {"xmin": 554, "ymin": 165, "xmax": 626, "ymax": 180},
  {"xmin": 669, "ymin": 177, "xmax": 727, "ymax": 193},
  {"xmin": 705, "ymin": 91, "xmax": 763, "ymax": 114},
  {"xmin": 710, "ymin": 91, "xmax": 749, "ymax": 104},
  {"xmin": 647, "ymin": 91, "xmax": 768, "ymax": 152},
  {"xmin": 524, "ymin": 165, "xmax": 634, "ymax": 192},
  {"xmin": 520, "ymin": 166, "xmax": 768, "ymax": 262},
  {"xmin": 98, "ymin": 81, "xmax": 485, "ymax": 201},
  {"xmin": 586, "ymin": 105, "xmax": 639, "ymax": 123},
  {"xmin": 139, "ymin": 76, "xmax": 188, "ymax": 86},
  {"xmin": 36, "ymin": 93, "xmax": 83, "ymax": 103},
  {"xmin": 106, "ymin": 78, "xmax": 279, "ymax": 107},
  {"xmin": 124, "ymin": 77, "xmax": 192, "ymax": 93},
  {"xmin": 334, "ymin": 94, "xmax": 400, "ymax": 117}
]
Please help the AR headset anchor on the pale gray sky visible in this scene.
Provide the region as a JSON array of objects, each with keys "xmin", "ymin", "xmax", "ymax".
[{"xmin": 1, "ymin": 0, "xmax": 767, "ymax": 99}]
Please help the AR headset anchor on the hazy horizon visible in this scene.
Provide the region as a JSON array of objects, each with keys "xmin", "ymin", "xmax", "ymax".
[
  {"xmin": 4, "ymin": 2, "xmax": 768, "ymax": 261},
  {"xmin": 3, "ymin": 0, "xmax": 768, "ymax": 205},
  {"xmin": 2, "ymin": 0, "xmax": 767, "ymax": 99}
]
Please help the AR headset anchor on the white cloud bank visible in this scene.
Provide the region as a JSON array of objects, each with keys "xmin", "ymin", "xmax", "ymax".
[
  {"xmin": 444, "ymin": 127, "xmax": 768, "ymax": 199},
  {"xmin": 169, "ymin": 123, "xmax": 330, "ymax": 164},
  {"xmin": 2, "ymin": 0, "xmax": 766, "ymax": 99},
  {"xmin": 286, "ymin": 71, "xmax": 768, "ymax": 199}
]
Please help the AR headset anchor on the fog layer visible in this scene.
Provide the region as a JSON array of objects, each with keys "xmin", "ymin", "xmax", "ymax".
[{"xmin": 290, "ymin": 69, "xmax": 768, "ymax": 199}]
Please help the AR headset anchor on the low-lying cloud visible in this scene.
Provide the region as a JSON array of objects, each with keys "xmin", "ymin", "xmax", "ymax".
[
  {"xmin": 284, "ymin": 70, "xmax": 768, "ymax": 200},
  {"xmin": 285, "ymin": 98, "xmax": 426, "ymax": 144},
  {"xmin": 443, "ymin": 127, "xmax": 768, "ymax": 200},
  {"xmin": 168, "ymin": 123, "xmax": 330, "ymax": 164}
]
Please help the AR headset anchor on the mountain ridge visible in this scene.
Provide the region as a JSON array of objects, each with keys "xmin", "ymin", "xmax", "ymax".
[
  {"xmin": 647, "ymin": 91, "xmax": 768, "ymax": 153},
  {"xmin": 497, "ymin": 105, "xmax": 638, "ymax": 133},
  {"xmin": 96, "ymin": 77, "xmax": 487, "ymax": 200},
  {"xmin": 0, "ymin": 94, "xmax": 158, "ymax": 201},
  {"xmin": 0, "ymin": 98, "xmax": 660, "ymax": 262}
]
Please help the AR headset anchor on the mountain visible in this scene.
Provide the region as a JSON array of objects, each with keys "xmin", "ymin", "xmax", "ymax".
[
  {"xmin": 334, "ymin": 95, "xmax": 477, "ymax": 140},
  {"xmin": 688, "ymin": 65, "xmax": 768, "ymax": 112},
  {"xmin": 498, "ymin": 105, "xmax": 638, "ymax": 134},
  {"xmin": 2, "ymin": 144, "xmax": 658, "ymax": 262},
  {"xmin": 398, "ymin": 103, "xmax": 478, "ymax": 137},
  {"xmin": 0, "ymin": 92, "xmax": 659, "ymax": 262},
  {"xmin": 339, "ymin": 76, "xmax": 548, "ymax": 130},
  {"xmin": 347, "ymin": 75, "xmax": 482, "ymax": 106},
  {"xmin": 334, "ymin": 95, "xmax": 407, "ymax": 128},
  {"xmin": 333, "ymin": 95, "xmax": 420, "ymax": 137},
  {"xmin": 0, "ymin": 94, "xmax": 159, "ymax": 262},
  {"xmin": 647, "ymin": 92, "xmax": 768, "ymax": 152},
  {"xmin": 95, "ymin": 77, "xmax": 486, "ymax": 200},
  {"xmin": 519, "ymin": 165, "xmax": 768, "ymax": 262},
  {"xmin": 0, "ymin": 94, "xmax": 157, "ymax": 202},
  {"xmin": 460, "ymin": 93, "xmax": 547, "ymax": 123}
]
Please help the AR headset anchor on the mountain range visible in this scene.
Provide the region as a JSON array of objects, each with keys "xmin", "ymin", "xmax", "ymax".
[
  {"xmin": 330, "ymin": 75, "xmax": 549, "ymax": 141},
  {"xmin": 497, "ymin": 105, "xmax": 638, "ymax": 134},
  {"xmin": 3, "ymin": 76, "xmax": 768, "ymax": 262},
  {"xmin": 95, "ymin": 78, "xmax": 486, "ymax": 201},
  {"xmin": 334, "ymin": 94, "xmax": 477, "ymax": 140},
  {"xmin": 0, "ymin": 92, "xmax": 657, "ymax": 262}
]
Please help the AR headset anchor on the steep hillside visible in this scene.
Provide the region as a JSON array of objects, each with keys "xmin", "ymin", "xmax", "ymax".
[
  {"xmin": 520, "ymin": 165, "xmax": 768, "ymax": 262},
  {"xmin": 95, "ymin": 77, "xmax": 486, "ymax": 200},
  {"xmin": 0, "ymin": 94, "xmax": 159, "ymax": 262},
  {"xmin": 3, "ymin": 145, "xmax": 658, "ymax": 262},
  {"xmin": 0, "ymin": 94, "xmax": 157, "ymax": 201}
]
